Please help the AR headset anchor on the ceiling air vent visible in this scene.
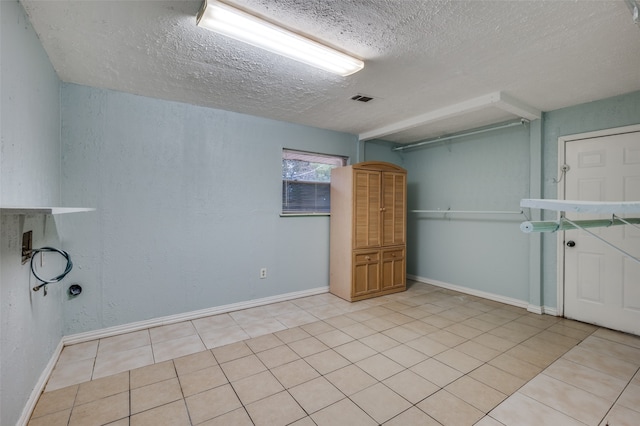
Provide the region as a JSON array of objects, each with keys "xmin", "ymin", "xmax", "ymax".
[{"xmin": 351, "ymin": 94, "xmax": 374, "ymax": 103}]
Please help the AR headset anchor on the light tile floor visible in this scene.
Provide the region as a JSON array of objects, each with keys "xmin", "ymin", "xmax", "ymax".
[{"xmin": 29, "ymin": 281, "xmax": 640, "ymax": 425}]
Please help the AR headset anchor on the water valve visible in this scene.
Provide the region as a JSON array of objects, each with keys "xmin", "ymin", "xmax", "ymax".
[{"xmin": 69, "ymin": 284, "xmax": 82, "ymax": 296}]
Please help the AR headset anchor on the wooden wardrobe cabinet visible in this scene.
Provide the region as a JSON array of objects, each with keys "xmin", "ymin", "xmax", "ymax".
[{"xmin": 330, "ymin": 161, "xmax": 407, "ymax": 301}]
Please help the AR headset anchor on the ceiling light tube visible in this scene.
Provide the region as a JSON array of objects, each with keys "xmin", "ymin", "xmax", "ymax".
[{"xmin": 196, "ymin": 0, "xmax": 364, "ymax": 76}]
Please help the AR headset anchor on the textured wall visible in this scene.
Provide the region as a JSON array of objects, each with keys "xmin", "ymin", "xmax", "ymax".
[
  {"xmin": 59, "ymin": 83, "xmax": 358, "ymax": 334},
  {"xmin": 373, "ymin": 91, "xmax": 640, "ymax": 310},
  {"xmin": 541, "ymin": 90, "xmax": 640, "ymax": 308},
  {"xmin": 1, "ymin": 1, "xmax": 61, "ymax": 206},
  {"xmin": 396, "ymin": 125, "xmax": 532, "ymax": 302},
  {"xmin": 2, "ymin": 2, "xmax": 638, "ymax": 423},
  {"xmin": 0, "ymin": 1, "xmax": 64, "ymax": 425}
]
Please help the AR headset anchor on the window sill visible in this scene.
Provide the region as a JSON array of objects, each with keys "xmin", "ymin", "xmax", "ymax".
[{"xmin": 280, "ymin": 213, "xmax": 330, "ymax": 217}]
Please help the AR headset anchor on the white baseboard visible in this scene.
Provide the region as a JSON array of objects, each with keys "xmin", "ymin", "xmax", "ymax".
[
  {"xmin": 63, "ymin": 286, "xmax": 329, "ymax": 345},
  {"xmin": 527, "ymin": 305, "xmax": 557, "ymax": 316},
  {"xmin": 407, "ymin": 275, "xmax": 542, "ymax": 314},
  {"xmin": 541, "ymin": 306, "xmax": 558, "ymax": 316},
  {"xmin": 526, "ymin": 304, "xmax": 543, "ymax": 315},
  {"xmin": 17, "ymin": 339, "xmax": 64, "ymax": 426},
  {"xmin": 18, "ymin": 280, "xmax": 558, "ymax": 425},
  {"xmin": 409, "ymin": 275, "xmax": 559, "ymax": 316},
  {"xmin": 18, "ymin": 286, "xmax": 327, "ymax": 425}
]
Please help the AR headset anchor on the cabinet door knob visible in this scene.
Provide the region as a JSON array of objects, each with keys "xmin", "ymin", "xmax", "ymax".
[
  {"xmin": 391, "ymin": 253, "xmax": 396, "ymax": 257},
  {"xmin": 365, "ymin": 256, "xmax": 370, "ymax": 260}
]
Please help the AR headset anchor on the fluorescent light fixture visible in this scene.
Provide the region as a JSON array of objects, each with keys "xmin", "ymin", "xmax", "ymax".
[{"xmin": 196, "ymin": 0, "xmax": 364, "ymax": 76}]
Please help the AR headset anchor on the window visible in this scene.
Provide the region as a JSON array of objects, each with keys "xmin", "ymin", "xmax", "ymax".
[{"xmin": 282, "ymin": 149, "xmax": 348, "ymax": 214}]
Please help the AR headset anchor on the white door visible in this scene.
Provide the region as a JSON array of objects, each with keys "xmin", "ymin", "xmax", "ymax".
[{"xmin": 564, "ymin": 131, "xmax": 640, "ymax": 335}]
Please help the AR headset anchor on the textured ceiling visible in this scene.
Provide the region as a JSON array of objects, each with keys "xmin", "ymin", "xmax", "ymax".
[{"xmin": 20, "ymin": 0, "xmax": 640, "ymax": 143}]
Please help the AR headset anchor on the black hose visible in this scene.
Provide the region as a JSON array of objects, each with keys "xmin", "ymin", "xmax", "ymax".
[{"xmin": 31, "ymin": 247, "xmax": 73, "ymax": 291}]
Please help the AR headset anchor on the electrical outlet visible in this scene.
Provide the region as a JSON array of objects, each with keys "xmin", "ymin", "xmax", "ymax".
[{"xmin": 260, "ymin": 268, "xmax": 267, "ymax": 279}]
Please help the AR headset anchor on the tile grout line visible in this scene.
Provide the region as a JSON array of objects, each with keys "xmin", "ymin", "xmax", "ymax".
[
  {"xmin": 30, "ymin": 284, "xmax": 640, "ymax": 425},
  {"xmin": 593, "ymin": 364, "xmax": 640, "ymax": 426}
]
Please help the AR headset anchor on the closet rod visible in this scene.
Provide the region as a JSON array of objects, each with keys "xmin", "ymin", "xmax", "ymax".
[
  {"xmin": 392, "ymin": 119, "xmax": 528, "ymax": 152},
  {"xmin": 411, "ymin": 210, "xmax": 523, "ymax": 215}
]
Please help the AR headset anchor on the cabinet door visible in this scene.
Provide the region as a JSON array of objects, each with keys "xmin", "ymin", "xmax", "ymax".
[
  {"xmin": 354, "ymin": 170, "xmax": 381, "ymax": 248},
  {"xmin": 381, "ymin": 247, "xmax": 405, "ymax": 290},
  {"xmin": 381, "ymin": 172, "xmax": 406, "ymax": 246},
  {"xmin": 353, "ymin": 250, "xmax": 380, "ymax": 296}
]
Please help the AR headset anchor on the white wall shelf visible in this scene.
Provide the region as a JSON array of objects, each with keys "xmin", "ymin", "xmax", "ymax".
[{"xmin": 0, "ymin": 207, "xmax": 95, "ymax": 215}]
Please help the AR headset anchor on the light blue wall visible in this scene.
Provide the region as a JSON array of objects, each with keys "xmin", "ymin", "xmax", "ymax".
[
  {"xmin": 59, "ymin": 83, "xmax": 359, "ymax": 334},
  {"xmin": 541, "ymin": 91, "xmax": 640, "ymax": 308},
  {"xmin": 360, "ymin": 139, "xmax": 404, "ymax": 166},
  {"xmin": 388, "ymin": 125, "xmax": 532, "ymax": 302},
  {"xmin": 0, "ymin": 1, "xmax": 64, "ymax": 425},
  {"xmin": 371, "ymin": 91, "xmax": 640, "ymax": 311},
  {"xmin": 0, "ymin": 1, "xmax": 61, "ymax": 204},
  {"xmin": 2, "ymin": 0, "xmax": 639, "ymax": 421}
]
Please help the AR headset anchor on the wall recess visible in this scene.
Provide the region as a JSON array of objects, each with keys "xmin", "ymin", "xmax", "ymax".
[{"xmin": 21, "ymin": 231, "xmax": 33, "ymax": 264}]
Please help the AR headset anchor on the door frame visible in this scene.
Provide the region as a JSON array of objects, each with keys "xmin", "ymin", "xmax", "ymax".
[{"xmin": 555, "ymin": 124, "xmax": 640, "ymax": 317}]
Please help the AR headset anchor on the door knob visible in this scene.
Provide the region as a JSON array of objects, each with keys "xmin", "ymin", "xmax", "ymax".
[{"xmin": 566, "ymin": 240, "xmax": 576, "ymax": 247}]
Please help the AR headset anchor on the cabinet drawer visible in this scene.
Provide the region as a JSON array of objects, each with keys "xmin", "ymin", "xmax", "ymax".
[
  {"xmin": 382, "ymin": 248, "xmax": 405, "ymax": 260},
  {"xmin": 354, "ymin": 251, "xmax": 379, "ymax": 263}
]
